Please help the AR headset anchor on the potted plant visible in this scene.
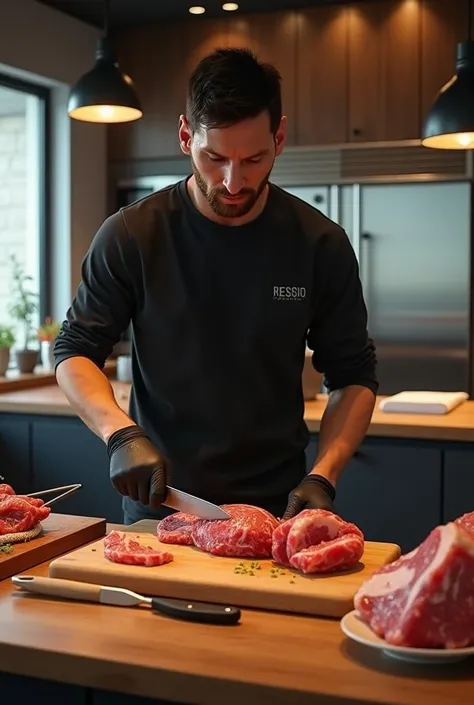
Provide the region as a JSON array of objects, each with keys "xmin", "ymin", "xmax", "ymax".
[
  {"xmin": 7, "ymin": 254, "xmax": 39, "ymax": 374},
  {"xmin": 0, "ymin": 324, "xmax": 15, "ymax": 376},
  {"xmin": 37, "ymin": 316, "xmax": 61, "ymax": 369}
]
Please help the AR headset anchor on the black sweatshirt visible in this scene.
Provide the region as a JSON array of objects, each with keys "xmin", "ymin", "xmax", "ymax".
[{"xmin": 54, "ymin": 177, "xmax": 378, "ymax": 521}]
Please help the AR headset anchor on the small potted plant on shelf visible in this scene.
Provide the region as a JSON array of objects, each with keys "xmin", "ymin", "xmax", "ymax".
[
  {"xmin": 0, "ymin": 324, "xmax": 15, "ymax": 376},
  {"xmin": 37, "ymin": 316, "xmax": 61, "ymax": 369},
  {"xmin": 7, "ymin": 254, "xmax": 39, "ymax": 374}
]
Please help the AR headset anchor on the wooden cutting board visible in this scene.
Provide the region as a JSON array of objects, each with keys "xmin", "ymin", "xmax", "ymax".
[
  {"xmin": 0, "ymin": 513, "xmax": 106, "ymax": 581},
  {"xmin": 49, "ymin": 520, "xmax": 401, "ymax": 618}
]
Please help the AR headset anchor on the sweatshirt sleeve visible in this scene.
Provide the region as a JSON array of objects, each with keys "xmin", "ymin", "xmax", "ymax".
[
  {"xmin": 306, "ymin": 226, "xmax": 378, "ymax": 395},
  {"xmin": 53, "ymin": 210, "xmax": 139, "ymax": 371}
]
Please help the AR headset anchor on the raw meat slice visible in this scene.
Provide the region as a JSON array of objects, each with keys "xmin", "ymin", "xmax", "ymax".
[
  {"xmin": 353, "ymin": 522, "xmax": 474, "ymax": 648},
  {"xmin": 272, "ymin": 508, "xmax": 364, "ymax": 574},
  {"xmin": 455, "ymin": 510, "xmax": 474, "ymax": 538},
  {"xmin": 290, "ymin": 534, "xmax": 365, "ymax": 574},
  {"xmin": 0, "ymin": 483, "xmax": 15, "ymax": 496},
  {"xmin": 104, "ymin": 530, "xmax": 174, "ymax": 567},
  {"xmin": 156, "ymin": 512, "xmax": 199, "ymax": 546},
  {"xmin": 0, "ymin": 495, "xmax": 51, "ymax": 535},
  {"xmin": 191, "ymin": 504, "xmax": 279, "ymax": 558}
]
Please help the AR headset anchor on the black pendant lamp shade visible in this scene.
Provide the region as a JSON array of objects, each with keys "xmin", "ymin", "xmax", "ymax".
[
  {"xmin": 422, "ymin": 0, "xmax": 474, "ymax": 149},
  {"xmin": 68, "ymin": 1, "xmax": 142, "ymax": 124}
]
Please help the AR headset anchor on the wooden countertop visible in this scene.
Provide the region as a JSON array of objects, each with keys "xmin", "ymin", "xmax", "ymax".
[
  {"xmin": 0, "ymin": 517, "xmax": 472, "ymax": 705},
  {"xmin": 0, "ymin": 359, "xmax": 117, "ymax": 392},
  {"xmin": 1, "ymin": 382, "xmax": 474, "ymax": 442}
]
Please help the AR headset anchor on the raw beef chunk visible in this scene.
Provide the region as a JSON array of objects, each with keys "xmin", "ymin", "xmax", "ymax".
[
  {"xmin": 0, "ymin": 495, "xmax": 51, "ymax": 535},
  {"xmin": 104, "ymin": 530, "xmax": 174, "ymax": 567},
  {"xmin": 0, "ymin": 484, "xmax": 15, "ymax": 496},
  {"xmin": 157, "ymin": 512, "xmax": 199, "ymax": 546},
  {"xmin": 354, "ymin": 522, "xmax": 474, "ymax": 648},
  {"xmin": 272, "ymin": 509, "xmax": 364, "ymax": 574},
  {"xmin": 455, "ymin": 510, "xmax": 474, "ymax": 538},
  {"xmin": 191, "ymin": 504, "xmax": 279, "ymax": 558}
]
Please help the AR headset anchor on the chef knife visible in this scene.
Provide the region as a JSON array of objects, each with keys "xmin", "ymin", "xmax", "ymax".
[
  {"xmin": 163, "ymin": 486, "xmax": 230, "ymax": 520},
  {"xmin": 11, "ymin": 575, "xmax": 241, "ymax": 625}
]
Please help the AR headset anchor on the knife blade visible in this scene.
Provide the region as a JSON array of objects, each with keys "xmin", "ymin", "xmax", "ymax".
[
  {"xmin": 11, "ymin": 575, "xmax": 241, "ymax": 625},
  {"xmin": 163, "ymin": 486, "xmax": 230, "ymax": 520}
]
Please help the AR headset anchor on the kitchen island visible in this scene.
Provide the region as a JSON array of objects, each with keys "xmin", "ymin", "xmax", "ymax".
[
  {"xmin": 0, "ymin": 517, "xmax": 473, "ymax": 705},
  {"xmin": 1, "ymin": 383, "xmax": 474, "ymax": 554}
]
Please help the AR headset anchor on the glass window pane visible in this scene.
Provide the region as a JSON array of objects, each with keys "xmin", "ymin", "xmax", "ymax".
[{"xmin": 0, "ymin": 81, "xmax": 46, "ymax": 368}]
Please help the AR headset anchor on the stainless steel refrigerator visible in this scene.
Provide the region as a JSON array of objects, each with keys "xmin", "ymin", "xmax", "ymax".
[{"xmin": 283, "ymin": 182, "xmax": 471, "ymax": 396}]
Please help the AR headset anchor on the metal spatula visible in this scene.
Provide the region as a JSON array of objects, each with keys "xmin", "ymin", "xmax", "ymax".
[{"xmin": 11, "ymin": 575, "xmax": 241, "ymax": 625}]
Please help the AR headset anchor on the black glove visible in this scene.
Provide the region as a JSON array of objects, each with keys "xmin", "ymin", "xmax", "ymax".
[
  {"xmin": 282, "ymin": 473, "xmax": 336, "ymax": 520},
  {"xmin": 107, "ymin": 425, "xmax": 169, "ymax": 508}
]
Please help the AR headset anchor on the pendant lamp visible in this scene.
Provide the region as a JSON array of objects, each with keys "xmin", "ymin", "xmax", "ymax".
[
  {"xmin": 422, "ymin": 0, "xmax": 474, "ymax": 149},
  {"xmin": 68, "ymin": 0, "xmax": 142, "ymax": 124}
]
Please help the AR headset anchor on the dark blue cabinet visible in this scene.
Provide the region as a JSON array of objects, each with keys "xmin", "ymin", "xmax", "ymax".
[
  {"xmin": 0, "ymin": 416, "xmax": 31, "ymax": 494},
  {"xmin": 443, "ymin": 447, "xmax": 474, "ymax": 523},
  {"xmin": 305, "ymin": 435, "xmax": 443, "ymax": 554},
  {"xmin": 31, "ymin": 417, "xmax": 123, "ymax": 523},
  {"xmin": 0, "ymin": 413, "xmax": 123, "ymax": 523}
]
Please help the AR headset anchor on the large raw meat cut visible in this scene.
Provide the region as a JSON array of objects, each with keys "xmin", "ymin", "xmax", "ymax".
[
  {"xmin": 455, "ymin": 510, "xmax": 474, "ymax": 538},
  {"xmin": 0, "ymin": 494, "xmax": 51, "ymax": 535},
  {"xmin": 0, "ymin": 483, "xmax": 15, "ymax": 496},
  {"xmin": 191, "ymin": 504, "xmax": 279, "ymax": 558},
  {"xmin": 104, "ymin": 530, "xmax": 174, "ymax": 567},
  {"xmin": 272, "ymin": 508, "xmax": 364, "ymax": 574},
  {"xmin": 157, "ymin": 512, "xmax": 199, "ymax": 546},
  {"xmin": 353, "ymin": 521, "xmax": 474, "ymax": 648}
]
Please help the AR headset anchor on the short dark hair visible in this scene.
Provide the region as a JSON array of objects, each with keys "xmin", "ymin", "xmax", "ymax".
[{"xmin": 186, "ymin": 47, "xmax": 282, "ymax": 135}]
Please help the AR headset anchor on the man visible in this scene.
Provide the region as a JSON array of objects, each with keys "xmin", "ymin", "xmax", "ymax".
[{"xmin": 54, "ymin": 47, "xmax": 377, "ymax": 525}]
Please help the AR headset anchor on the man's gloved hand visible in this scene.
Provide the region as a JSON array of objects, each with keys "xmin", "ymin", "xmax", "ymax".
[
  {"xmin": 282, "ymin": 473, "xmax": 336, "ymax": 520},
  {"xmin": 107, "ymin": 425, "xmax": 169, "ymax": 509}
]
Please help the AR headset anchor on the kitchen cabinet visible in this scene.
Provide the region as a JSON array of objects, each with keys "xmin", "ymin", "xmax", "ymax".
[
  {"xmin": 421, "ymin": 0, "xmax": 468, "ymax": 120},
  {"xmin": 108, "ymin": 18, "xmax": 232, "ymax": 160},
  {"xmin": 31, "ymin": 417, "xmax": 122, "ymax": 523},
  {"xmin": 296, "ymin": 6, "xmax": 348, "ymax": 145},
  {"xmin": 224, "ymin": 12, "xmax": 298, "ymax": 145},
  {"xmin": 0, "ymin": 417, "xmax": 31, "ymax": 494},
  {"xmin": 306, "ymin": 435, "xmax": 442, "ymax": 553},
  {"xmin": 347, "ymin": 0, "xmax": 421, "ymax": 143},
  {"xmin": 107, "ymin": 0, "xmax": 470, "ymax": 162},
  {"xmin": 0, "ymin": 673, "xmax": 87, "ymax": 704},
  {"xmin": 442, "ymin": 447, "xmax": 474, "ymax": 523},
  {"xmin": 93, "ymin": 691, "xmax": 175, "ymax": 705},
  {"xmin": 0, "ymin": 413, "xmax": 122, "ymax": 522}
]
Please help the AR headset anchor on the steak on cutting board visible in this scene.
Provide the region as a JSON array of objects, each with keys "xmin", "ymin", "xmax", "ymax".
[
  {"xmin": 191, "ymin": 504, "xmax": 279, "ymax": 558},
  {"xmin": 354, "ymin": 521, "xmax": 474, "ymax": 648},
  {"xmin": 272, "ymin": 508, "xmax": 364, "ymax": 574}
]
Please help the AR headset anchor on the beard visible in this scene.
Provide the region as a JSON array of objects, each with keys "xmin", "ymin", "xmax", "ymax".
[{"xmin": 190, "ymin": 156, "xmax": 272, "ymax": 219}]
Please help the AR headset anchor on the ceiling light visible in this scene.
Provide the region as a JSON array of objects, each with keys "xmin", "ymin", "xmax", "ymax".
[
  {"xmin": 68, "ymin": 0, "xmax": 142, "ymax": 124},
  {"xmin": 422, "ymin": 1, "xmax": 474, "ymax": 149},
  {"xmin": 222, "ymin": 2, "xmax": 239, "ymax": 10},
  {"xmin": 189, "ymin": 6, "xmax": 206, "ymax": 13}
]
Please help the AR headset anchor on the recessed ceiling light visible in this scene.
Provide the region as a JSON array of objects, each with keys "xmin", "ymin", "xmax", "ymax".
[
  {"xmin": 189, "ymin": 6, "xmax": 206, "ymax": 14},
  {"xmin": 222, "ymin": 2, "xmax": 239, "ymax": 9}
]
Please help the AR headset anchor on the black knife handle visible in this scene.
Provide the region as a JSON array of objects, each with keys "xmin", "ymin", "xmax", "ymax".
[{"xmin": 151, "ymin": 597, "xmax": 241, "ymax": 625}]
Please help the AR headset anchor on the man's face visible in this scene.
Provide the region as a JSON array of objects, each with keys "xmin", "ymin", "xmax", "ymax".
[{"xmin": 179, "ymin": 111, "xmax": 286, "ymax": 220}]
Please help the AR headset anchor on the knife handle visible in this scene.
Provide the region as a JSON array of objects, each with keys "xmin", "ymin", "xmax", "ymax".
[
  {"xmin": 12, "ymin": 575, "xmax": 102, "ymax": 603},
  {"xmin": 151, "ymin": 597, "xmax": 241, "ymax": 625}
]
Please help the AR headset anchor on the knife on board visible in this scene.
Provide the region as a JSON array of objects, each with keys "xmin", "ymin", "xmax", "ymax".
[
  {"xmin": 11, "ymin": 575, "xmax": 241, "ymax": 625},
  {"xmin": 163, "ymin": 486, "xmax": 230, "ymax": 520}
]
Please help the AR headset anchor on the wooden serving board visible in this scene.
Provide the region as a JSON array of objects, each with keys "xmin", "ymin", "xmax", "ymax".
[
  {"xmin": 49, "ymin": 521, "xmax": 401, "ymax": 618},
  {"xmin": 0, "ymin": 513, "xmax": 106, "ymax": 581}
]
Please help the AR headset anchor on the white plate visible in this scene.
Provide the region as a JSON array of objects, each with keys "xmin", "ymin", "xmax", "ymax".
[{"xmin": 340, "ymin": 610, "xmax": 474, "ymax": 664}]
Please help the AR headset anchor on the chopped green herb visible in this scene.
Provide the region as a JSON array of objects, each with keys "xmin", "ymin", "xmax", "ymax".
[{"xmin": 0, "ymin": 544, "xmax": 13, "ymax": 554}]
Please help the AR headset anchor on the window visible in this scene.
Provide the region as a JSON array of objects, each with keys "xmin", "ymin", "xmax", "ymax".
[{"xmin": 0, "ymin": 74, "xmax": 49, "ymax": 358}]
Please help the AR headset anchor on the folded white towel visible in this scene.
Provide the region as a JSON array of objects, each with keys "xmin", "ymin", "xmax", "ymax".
[{"xmin": 378, "ymin": 391, "xmax": 469, "ymax": 415}]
